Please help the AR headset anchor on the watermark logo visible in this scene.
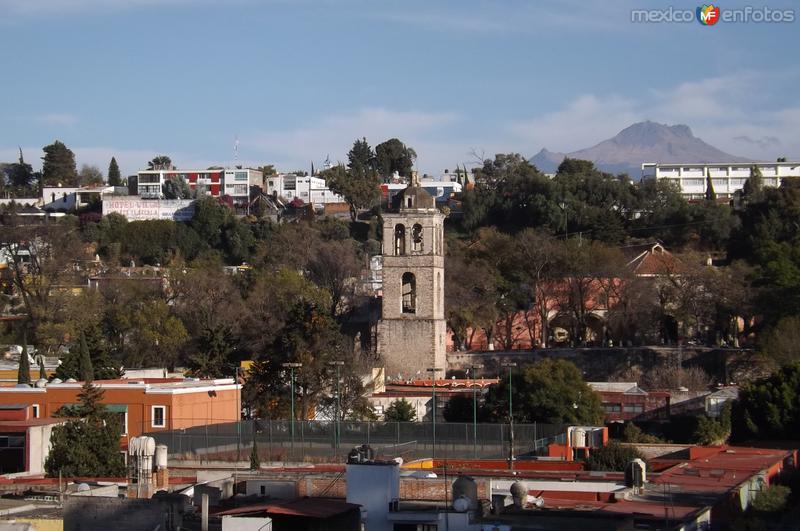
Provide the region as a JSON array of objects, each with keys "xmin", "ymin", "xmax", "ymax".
[
  {"xmin": 631, "ymin": 5, "xmax": 795, "ymax": 24},
  {"xmin": 697, "ymin": 4, "xmax": 721, "ymax": 25}
]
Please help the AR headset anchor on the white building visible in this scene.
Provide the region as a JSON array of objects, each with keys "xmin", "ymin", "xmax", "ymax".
[
  {"xmin": 42, "ymin": 186, "xmax": 115, "ymax": 211},
  {"xmin": 264, "ymin": 174, "xmax": 344, "ymax": 205},
  {"xmin": 642, "ymin": 161, "xmax": 800, "ymax": 200},
  {"xmin": 136, "ymin": 168, "xmax": 263, "ymax": 207}
]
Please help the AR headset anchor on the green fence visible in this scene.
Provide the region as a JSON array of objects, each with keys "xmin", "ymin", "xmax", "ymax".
[{"xmin": 144, "ymin": 420, "xmax": 566, "ymax": 463}]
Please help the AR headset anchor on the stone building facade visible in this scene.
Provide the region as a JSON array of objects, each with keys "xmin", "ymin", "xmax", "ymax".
[{"xmin": 377, "ymin": 176, "xmax": 447, "ymax": 378}]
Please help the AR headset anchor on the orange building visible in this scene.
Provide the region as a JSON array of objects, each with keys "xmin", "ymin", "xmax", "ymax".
[{"xmin": 0, "ymin": 378, "xmax": 240, "ymax": 447}]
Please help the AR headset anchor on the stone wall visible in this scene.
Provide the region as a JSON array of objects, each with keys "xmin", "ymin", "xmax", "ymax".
[{"xmin": 378, "ymin": 319, "xmax": 446, "ymax": 378}]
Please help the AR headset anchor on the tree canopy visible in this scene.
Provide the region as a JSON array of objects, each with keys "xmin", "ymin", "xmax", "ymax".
[
  {"xmin": 485, "ymin": 359, "xmax": 604, "ymax": 425},
  {"xmin": 107, "ymin": 157, "xmax": 122, "ymax": 186},
  {"xmin": 42, "ymin": 140, "xmax": 78, "ymax": 187},
  {"xmin": 732, "ymin": 362, "xmax": 800, "ymax": 442},
  {"xmin": 45, "ymin": 382, "xmax": 126, "ymax": 477},
  {"xmin": 376, "ymin": 138, "xmax": 416, "ymax": 179}
]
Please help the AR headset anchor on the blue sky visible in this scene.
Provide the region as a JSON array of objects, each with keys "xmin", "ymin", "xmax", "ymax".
[{"xmin": 0, "ymin": 0, "xmax": 797, "ymax": 177}]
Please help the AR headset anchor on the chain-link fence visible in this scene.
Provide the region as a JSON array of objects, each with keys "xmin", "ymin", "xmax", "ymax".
[{"xmin": 143, "ymin": 420, "xmax": 566, "ymax": 463}]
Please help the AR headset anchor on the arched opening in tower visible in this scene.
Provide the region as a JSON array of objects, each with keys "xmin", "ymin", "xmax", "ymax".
[
  {"xmin": 402, "ymin": 272, "xmax": 416, "ymax": 314},
  {"xmin": 394, "ymin": 224, "xmax": 406, "ymax": 255},
  {"xmin": 412, "ymin": 224, "xmax": 423, "ymax": 252}
]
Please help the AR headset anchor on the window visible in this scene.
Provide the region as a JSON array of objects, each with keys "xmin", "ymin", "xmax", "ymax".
[
  {"xmin": 604, "ymin": 404, "xmax": 621, "ymax": 413},
  {"xmin": 374, "ymin": 404, "xmax": 385, "ymax": 415},
  {"xmin": 151, "ymin": 406, "xmax": 166, "ymax": 428},
  {"xmin": 412, "ymin": 224, "xmax": 423, "ymax": 252},
  {"xmin": 623, "ymin": 404, "xmax": 644, "ymax": 413},
  {"xmin": 394, "ymin": 224, "xmax": 406, "ymax": 255},
  {"xmin": 235, "ymin": 171, "xmax": 248, "ymax": 181},
  {"xmin": 32, "ymin": 404, "xmax": 39, "ymax": 419},
  {"xmin": 402, "ymin": 272, "xmax": 416, "ymax": 314}
]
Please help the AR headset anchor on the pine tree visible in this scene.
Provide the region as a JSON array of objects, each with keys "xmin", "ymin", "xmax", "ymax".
[
  {"xmin": 107, "ymin": 157, "xmax": 122, "ymax": 186},
  {"xmin": 41, "ymin": 140, "xmax": 78, "ymax": 187},
  {"xmin": 742, "ymin": 165, "xmax": 764, "ymax": 202},
  {"xmin": 45, "ymin": 382, "xmax": 125, "ymax": 477},
  {"xmin": 38, "ymin": 357, "xmax": 46, "ymax": 380},
  {"xmin": 76, "ymin": 381, "xmax": 106, "ymax": 417},
  {"xmin": 250, "ymin": 437, "xmax": 260, "ymax": 470},
  {"xmin": 78, "ymin": 332, "xmax": 94, "ymax": 383},
  {"xmin": 705, "ymin": 174, "xmax": 717, "ymax": 202},
  {"xmin": 17, "ymin": 336, "xmax": 30, "ymax": 385}
]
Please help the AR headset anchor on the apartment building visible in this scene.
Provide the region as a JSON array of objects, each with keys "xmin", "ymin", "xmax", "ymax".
[{"xmin": 642, "ymin": 161, "xmax": 800, "ymax": 200}]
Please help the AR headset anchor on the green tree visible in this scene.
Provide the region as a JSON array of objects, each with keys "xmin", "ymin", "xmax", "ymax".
[
  {"xmin": 384, "ymin": 398, "xmax": 417, "ymax": 422},
  {"xmin": 45, "ymin": 382, "xmax": 125, "ymax": 477},
  {"xmin": 148, "ymin": 155, "xmax": 173, "ymax": 170},
  {"xmin": 486, "ymin": 359, "xmax": 604, "ymax": 425},
  {"xmin": 321, "ymin": 163, "xmax": 379, "ymax": 222},
  {"xmin": 760, "ymin": 316, "xmax": 800, "ymax": 367},
  {"xmin": 442, "ymin": 393, "xmax": 487, "ymax": 423},
  {"xmin": 705, "ymin": 173, "xmax": 717, "ymax": 202},
  {"xmin": 6, "ymin": 148, "xmax": 36, "ymax": 191},
  {"xmin": 742, "ymin": 165, "xmax": 764, "ymax": 203},
  {"xmin": 732, "ymin": 362, "xmax": 800, "ymax": 442},
  {"xmin": 375, "ymin": 138, "xmax": 416, "ymax": 179},
  {"xmin": 17, "ymin": 340, "xmax": 30, "ymax": 385},
  {"xmin": 348, "ymin": 137, "xmax": 376, "ymax": 177},
  {"xmin": 586, "ymin": 441, "xmax": 644, "ymax": 471},
  {"xmin": 78, "ymin": 164, "xmax": 104, "ymax": 187},
  {"xmin": 250, "ymin": 436, "xmax": 260, "ymax": 470},
  {"xmin": 124, "ymin": 299, "xmax": 188, "ymax": 369},
  {"xmin": 243, "ymin": 270, "xmax": 348, "ymax": 420},
  {"xmin": 162, "ymin": 176, "xmax": 191, "ymax": 199},
  {"xmin": 693, "ymin": 402, "xmax": 731, "ymax": 445},
  {"xmin": 77, "ymin": 331, "xmax": 94, "ymax": 382},
  {"xmin": 107, "ymin": 157, "xmax": 122, "ymax": 186},
  {"xmin": 41, "ymin": 140, "xmax": 78, "ymax": 187},
  {"xmin": 622, "ymin": 423, "xmax": 662, "ymax": 443}
]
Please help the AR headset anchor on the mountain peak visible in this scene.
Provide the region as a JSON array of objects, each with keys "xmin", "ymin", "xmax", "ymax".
[
  {"xmin": 613, "ymin": 121, "xmax": 695, "ymax": 147},
  {"xmin": 528, "ymin": 121, "xmax": 747, "ymax": 177}
]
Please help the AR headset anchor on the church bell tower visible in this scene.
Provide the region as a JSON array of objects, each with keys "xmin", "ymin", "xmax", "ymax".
[{"xmin": 377, "ymin": 173, "xmax": 446, "ymax": 378}]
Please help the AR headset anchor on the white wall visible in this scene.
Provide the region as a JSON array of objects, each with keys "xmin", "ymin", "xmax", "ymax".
[{"xmin": 221, "ymin": 516, "xmax": 271, "ymax": 530}]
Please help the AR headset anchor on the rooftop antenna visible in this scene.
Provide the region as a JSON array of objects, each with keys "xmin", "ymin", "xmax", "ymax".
[{"xmin": 233, "ymin": 135, "xmax": 240, "ymax": 168}]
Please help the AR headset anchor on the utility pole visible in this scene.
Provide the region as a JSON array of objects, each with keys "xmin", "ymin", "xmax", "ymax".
[
  {"xmin": 426, "ymin": 367, "xmax": 443, "ymax": 461},
  {"xmin": 470, "ymin": 364, "xmax": 484, "ymax": 459},
  {"xmin": 282, "ymin": 362, "xmax": 302, "ymax": 460},
  {"xmin": 501, "ymin": 362, "xmax": 517, "ymax": 471},
  {"xmin": 328, "ymin": 360, "xmax": 344, "ymax": 452}
]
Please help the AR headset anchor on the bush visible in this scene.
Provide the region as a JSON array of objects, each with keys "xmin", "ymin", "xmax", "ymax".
[
  {"xmin": 751, "ymin": 484, "xmax": 791, "ymax": 513},
  {"xmin": 587, "ymin": 441, "xmax": 644, "ymax": 472},
  {"xmin": 384, "ymin": 398, "xmax": 417, "ymax": 422}
]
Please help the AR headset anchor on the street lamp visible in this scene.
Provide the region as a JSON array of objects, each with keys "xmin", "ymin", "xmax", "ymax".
[
  {"xmin": 282, "ymin": 362, "xmax": 302, "ymax": 457},
  {"xmin": 426, "ymin": 367, "xmax": 443, "ymax": 460},
  {"xmin": 469, "ymin": 364, "xmax": 484, "ymax": 459},
  {"xmin": 501, "ymin": 362, "xmax": 517, "ymax": 470},
  {"xmin": 328, "ymin": 360, "xmax": 345, "ymax": 451}
]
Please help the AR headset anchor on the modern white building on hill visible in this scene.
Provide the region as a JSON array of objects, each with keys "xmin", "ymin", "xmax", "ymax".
[
  {"xmin": 642, "ymin": 161, "xmax": 800, "ymax": 200},
  {"xmin": 264, "ymin": 174, "xmax": 344, "ymax": 204}
]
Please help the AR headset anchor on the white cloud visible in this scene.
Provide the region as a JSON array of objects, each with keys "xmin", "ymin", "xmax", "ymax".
[
  {"xmin": 246, "ymin": 107, "xmax": 462, "ymax": 173},
  {"xmin": 502, "ymin": 70, "xmax": 800, "ymax": 162},
  {"xmin": 507, "ymin": 94, "xmax": 640, "ymax": 153}
]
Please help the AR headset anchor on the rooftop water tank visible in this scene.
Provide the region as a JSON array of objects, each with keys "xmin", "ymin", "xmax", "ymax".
[{"xmin": 452, "ymin": 475, "xmax": 478, "ymax": 512}]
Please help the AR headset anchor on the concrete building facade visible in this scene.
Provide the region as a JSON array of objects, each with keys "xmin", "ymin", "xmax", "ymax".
[
  {"xmin": 0, "ymin": 378, "xmax": 240, "ymax": 447},
  {"xmin": 377, "ymin": 175, "xmax": 446, "ymax": 378},
  {"xmin": 642, "ymin": 161, "xmax": 800, "ymax": 200}
]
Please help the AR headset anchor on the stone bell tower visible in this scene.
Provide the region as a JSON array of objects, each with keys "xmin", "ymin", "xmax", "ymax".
[{"xmin": 377, "ymin": 173, "xmax": 446, "ymax": 378}]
